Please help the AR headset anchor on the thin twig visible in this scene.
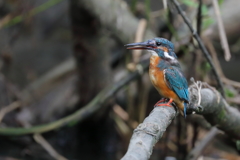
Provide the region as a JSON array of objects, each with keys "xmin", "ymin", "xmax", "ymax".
[
  {"xmin": 127, "ymin": 18, "xmax": 147, "ymax": 70},
  {"xmin": 20, "ymin": 120, "xmax": 68, "ymax": 160},
  {"xmin": 186, "ymin": 127, "xmax": 219, "ymax": 160},
  {"xmin": 0, "ymin": 14, "xmax": 11, "ymax": 29},
  {"xmin": 112, "ymin": 112, "xmax": 131, "ymax": 136},
  {"xmin": 204, "ymin": 37, "xmax": 240, "ymax": 88},
  {"xmin": 196, "ymin": 0, "xmax": 202, "ymax": 36},
  {"xmin": 113, "ymin": 104, "xmax": 138, "ymax": 129},
  {"xmin": 34, "ymin": 134, "xmax": 68, "ymax": 160},
  {"xmin": 0, "ymin": 61, "xmax": 149, "ymax": 136},
  {"xmin": 2, "ymin": 0, "xmax": 65, "ymax": 28},
  {"xmin": 212, "ymin": 0, "xmax": 231, "ymax": 61},
  {"xmin": 137, "ymin": 74, "xmax": 151, "ymax": 122},
  {"xmin": 21, "ymin": 58, "xmax": 75, "ymax": 103},
  {"xmin": 127, "ymin": 18, "xmax": 148, "ymax": 125},
  {"xmin": 133, "ymin": 19, "xmax": 147, "ymax": 63},
  {"xmin": 0, "ymin": 101, "xmax": 22, "ymax": 122},
  {"xmin": 113, "ymin": 104, "xmax": 129, "ymax": 121},
  {"xmin": 170, "ymin": 0, "xmax": 225, "ymax": 97}
]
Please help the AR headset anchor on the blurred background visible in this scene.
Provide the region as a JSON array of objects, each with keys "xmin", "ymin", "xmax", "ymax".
[{"xmin": 0, "ymin": 0, "xmax": 240, "ymax": 159}]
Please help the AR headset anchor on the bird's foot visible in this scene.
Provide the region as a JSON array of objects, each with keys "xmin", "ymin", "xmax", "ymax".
[
  {"xmin": 155, "ymin": 98, "xmax": 168, "ymax": 105},
  {"xmin": 154, "ymin": 98, "xmax": 174, "ymax": 107}
]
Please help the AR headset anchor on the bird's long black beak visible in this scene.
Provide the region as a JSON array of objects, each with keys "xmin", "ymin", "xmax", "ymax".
[{"xmin": 125, "ymin": 40, "xmax": 156, "ymax": 50}]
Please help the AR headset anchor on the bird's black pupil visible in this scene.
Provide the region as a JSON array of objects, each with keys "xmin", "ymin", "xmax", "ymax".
[{"xmin": 156, "ymin": 42, "xmax": 161, "ymax": 46}]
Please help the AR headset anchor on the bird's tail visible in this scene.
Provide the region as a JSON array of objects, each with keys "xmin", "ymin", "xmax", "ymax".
[{"xmin": 183, "ymin": 102, "xmax": 188, "ymax": 118}]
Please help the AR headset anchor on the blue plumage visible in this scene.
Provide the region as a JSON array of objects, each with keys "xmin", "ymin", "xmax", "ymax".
[
  {"xmin": 164, "ymin": 67, "xmax": 189, "ymax": 117},
  {"xmin": 164, "ymin": 67, "xmax": 189, "ymax": 101},
  {"xmin": 125, "ymin": 37, "xmax": 189, "ymax": 117},
  {"xmin": 154, "ymin": 38, "xmax": 174, "ymax": 50}
]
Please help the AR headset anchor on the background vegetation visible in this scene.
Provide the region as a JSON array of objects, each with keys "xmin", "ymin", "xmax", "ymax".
[{"xmin": 0, "ymin": 0, "xmax": 239, "ymax": 159}]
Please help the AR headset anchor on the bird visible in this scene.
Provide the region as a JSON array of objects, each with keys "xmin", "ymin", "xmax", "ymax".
[{"xmin": 125, "ymin": 38, "xmax": 189, "ymax": 117}]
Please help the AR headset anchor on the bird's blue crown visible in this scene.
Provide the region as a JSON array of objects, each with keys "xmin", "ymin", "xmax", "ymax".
[{"xmin": 154, "ymin": 38, "xmax": 174, "ymax": 51}]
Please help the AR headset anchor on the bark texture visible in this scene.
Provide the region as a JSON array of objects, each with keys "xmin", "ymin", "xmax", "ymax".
[
  {"xmin": 122, "ymin": 85, "xmax": 240, "ymax": 160},
  {"xmin": 121, "ymin": 105, "xmax": 176, "ymax": 160},
  {"xmin": 189, "ymin": 87, "xmax": 240, "ymax": 139}
]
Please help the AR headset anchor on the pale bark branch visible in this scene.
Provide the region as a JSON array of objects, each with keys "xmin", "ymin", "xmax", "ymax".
[
  {"xmin": 121, "ymin": 105, "xmax": 176, "ymax": 160},
  {"xmin": 188, "ymin": 84, "xmax": 240, "ymax": 139},
  {"xmin": 212, "ymin": 0, "xmax": 231, "ymax": 61},
  {"xmin": 121, "ymin": 82, "xmax": 240, "ymax": 160}
]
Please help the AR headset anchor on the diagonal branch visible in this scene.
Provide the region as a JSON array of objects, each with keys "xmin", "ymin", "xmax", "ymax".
[
  {"xmin": 186, "ymin": 127, "xmax": 220, "ymax": 160},
  {"xmin": 0, "ymin": 61, "xmax": 149, "ymax": 136},
  {"xmin": 188, "ymin": 83, "xmax": 240, "ymax": 139},
  {"xmin": 170, "ymin": 0, "xmax": 225, "ymax": 97},
  {"xmin": 121, "ymin": 105, "xmax": 176, "ymax": 160},
  {"xmin": 196, "ymin": 0, "xmax": 202, "ymax": 36},
  {"xmin": 212, "ymin": 0, "xmax": 231, "ymax": 61},
  {"xmin": 121, "ymin": 81, "xmax": 240, "ymax": 160}
]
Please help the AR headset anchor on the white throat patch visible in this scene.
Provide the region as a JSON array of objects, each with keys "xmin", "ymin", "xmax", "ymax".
[
  {"xmin": 148, "ymin": 50, "xmax": 158, "ymax": 56},
  {"xmin": 164, "ymin": 52, "xmax": 174, "ymax": 60}
]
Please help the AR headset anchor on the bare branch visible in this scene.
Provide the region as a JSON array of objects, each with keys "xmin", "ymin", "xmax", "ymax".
[
  {"xmin": 170, "ymin": 0, "xmax": 225, "ymax": 97},
  {"xmin": 212, "ymin": 0, "xmax": 231, "ymax": 61},
  {"xmin": 189, "ymin": 83, "xmax": 240, "ymax": 139},
  {"xmin": 122, "ymin": 81, "xmax": 240, "ymax": 160},
  {"xmin": 186, "ymin": 127, "xmax": 220, "ymax": 160},
  {"xmin": 75, "ymin": 0, "xmax": 155, "ymax": 43},
  {"xmin": 204, "ymin": 37, "xmax": 240, "ymax": 88},
  {"xmin": 0, "ymin": 101, "xmax": 22, "ymax": 122},
  {"xmin": 132, "ymin": 19, "xmax": 147, "ymax": 63},
  {"xmin": 196, "ymin": 0, "xmax": 202, "ymax": 36},
  {"xmin": 121, "ymin": 105, "xmax": 176, "ymax": 160},
  {"xmin": 0, "ymin": 62, "xmax": 149, "ymax": 136},
  {"xmin": 34, "ymin": 134, "xmax": 68, "ymax": 160}
]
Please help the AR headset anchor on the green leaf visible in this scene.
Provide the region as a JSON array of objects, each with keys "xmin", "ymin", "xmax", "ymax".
[
  {"xmin": 218, "ymin": 0, "xmax": 224, "ymax": 5},
  {"xmin": 182, "ymin": 0, "xmax": 198, "ymax": 8},
  {"xmin": 224, "ymin": 88, "xmax": 235, "ymax": 98},
  {"xmin": 201, "ymin": 5, "xmax": 208, "ymax": 16},
  {"xmin": 202, "ymin": 17, "xmax": 214, "ymax": 29}
]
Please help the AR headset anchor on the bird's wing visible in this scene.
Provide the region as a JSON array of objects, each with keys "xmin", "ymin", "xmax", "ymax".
[{"xmin": 164, "ymin": 67, "xmax": 189, "ymax": 102}]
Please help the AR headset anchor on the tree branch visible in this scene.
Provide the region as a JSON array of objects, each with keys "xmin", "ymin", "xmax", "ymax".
[
  {"xmin": 0, "ymin": 62, "xmax": 149, "ymax": 136},
  {"xmin": 212, "ymin": 0, "xmax": 231, "ymax": 61},
  {"xmin": 75, "ymin": 0, "xmax": 155, "ymax": 43},
  {"xmin": 121, "ymin": 81, "xmax": 240, "ymax": 160},
  {"xmin": 188, "ymin": 84, "xmax": 240, "ymax": 139},
  {"xmin": 186, "ymin": 127, "xmax": 220, "ymax": 160},
  {"xmin": 170, "ymin": 0, "xmax": 225, "ymax": 97},
  {"xmin": 121, "ymin": 105, "xmax": 176, "ymax": 160},
  {"xmin": 196, "ymin": 0, "xmax": 202, "ymax": 36}
]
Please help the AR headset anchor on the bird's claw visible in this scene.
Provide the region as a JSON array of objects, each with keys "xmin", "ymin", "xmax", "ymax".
[
  {"xmin": 154, "ymin": 98, "xmax": 173, "ymax": 107},
  {"xmin": 155, "ymin": 103, "xmax": 173, "ymax": 108}
]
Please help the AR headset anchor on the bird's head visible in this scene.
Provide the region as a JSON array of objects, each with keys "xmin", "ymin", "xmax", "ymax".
[{"xmin": 125, "ymin": 37, "xmax": 177, "ymax": 61}]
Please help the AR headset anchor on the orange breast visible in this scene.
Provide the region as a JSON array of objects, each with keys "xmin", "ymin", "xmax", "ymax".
[{"xmin": 149, "ymin": 56, "xmax": 178, "ymax": 100}]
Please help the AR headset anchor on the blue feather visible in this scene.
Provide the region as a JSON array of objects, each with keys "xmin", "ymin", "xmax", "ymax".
[
  {"xmin": 164, "ymin": 67, "xmax": 189, "ymax": 102},
  {"xmin": 184, "ymin": 102, "xmax": 187, "ymax": 118}
]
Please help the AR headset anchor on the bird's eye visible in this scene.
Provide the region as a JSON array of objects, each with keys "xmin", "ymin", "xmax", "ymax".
[{"xmin": 156, "ymin": 42, "xmax": 161, "ymax": 46}]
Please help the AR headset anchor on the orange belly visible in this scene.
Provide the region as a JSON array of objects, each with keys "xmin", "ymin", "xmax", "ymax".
[
  {"xmin": 149, "ymin": 56, "xmax": 178, "ymax": 101},
  {"xmin": 149, "ymin": 55, "xmax": 185, "ymax": 113}
]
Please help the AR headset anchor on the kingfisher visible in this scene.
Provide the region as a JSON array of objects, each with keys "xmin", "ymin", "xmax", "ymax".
[{"xmin": 125, "ymin": 38, "xmax": 189, "ymax": 117}]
